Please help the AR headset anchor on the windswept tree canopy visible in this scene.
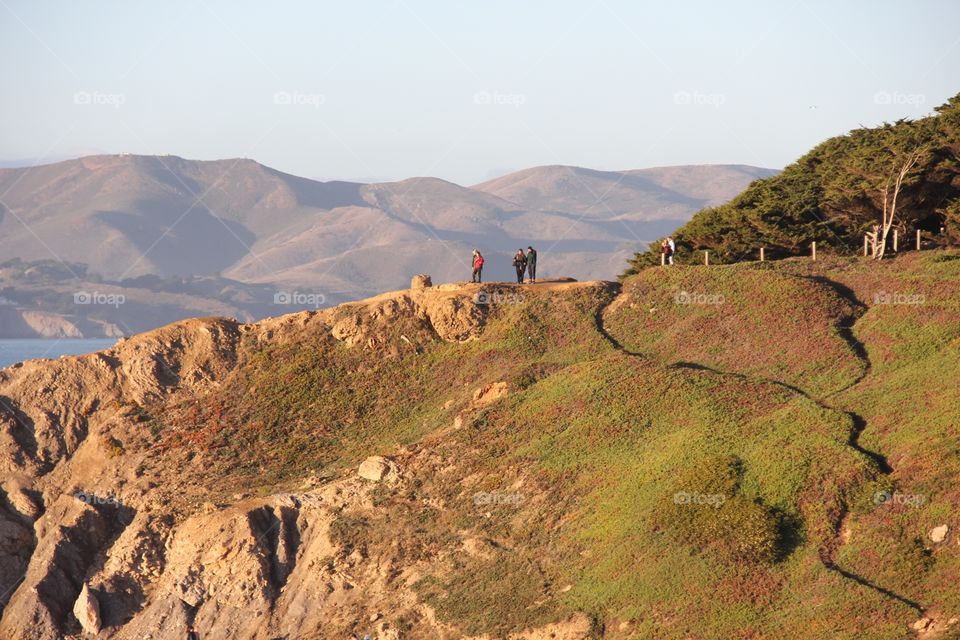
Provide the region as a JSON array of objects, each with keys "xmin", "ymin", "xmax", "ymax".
[{"xmin": 622, "ymin": 93, "xmax": 960, "ymax": 276}]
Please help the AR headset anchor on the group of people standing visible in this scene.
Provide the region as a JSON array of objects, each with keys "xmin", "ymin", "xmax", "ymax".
[
  {"xmin": 471, "ymin": 246, "xmax": 538, "ymax": 284},
  {"xmin": 661, "ymin": 236, "xmax": 676, "ymax": 265}
]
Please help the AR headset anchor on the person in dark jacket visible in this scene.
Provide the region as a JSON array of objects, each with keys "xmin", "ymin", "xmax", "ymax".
[
  {"xmin": 526, "ymin": 246, "xmax": 537, "ymax": 283},
  {"xmin": 187, "ymin": 625, "xmax": 200, "ymax": 640},
  {"xmin": 512, "ymin": 249, "xmax": 527, "ymax": 284}
]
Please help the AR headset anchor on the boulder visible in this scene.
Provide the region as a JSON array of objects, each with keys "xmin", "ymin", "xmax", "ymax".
[
  {"xmin": 358, "ymin": 456, "xmax": 398, "ymax": 482},
  {"xmin": 411, "ymin": 274, "xmax": 432, "ymax": 289},
  {"xmin": 73, "ymin": 584, "xmax": 101, "ymax": 635},
  {"xmin": 912, "ymin": 617, "xmax": 932, "ymax": 632},
  {"xmin": 3, "ymin": 482, "xmax": 41, "ymax": 520},
  {"xmin": 930, "ymin": 524, "xmax": 949, "ymax": 543},
  {"xmin": 472, "ymin": 381, "xmax": 510, "ymax": 406}
]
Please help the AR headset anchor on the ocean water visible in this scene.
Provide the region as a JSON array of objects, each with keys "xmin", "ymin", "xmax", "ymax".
[{"xmin": 0, "ymin": 339, "xmax": 118, "ymax": 370}]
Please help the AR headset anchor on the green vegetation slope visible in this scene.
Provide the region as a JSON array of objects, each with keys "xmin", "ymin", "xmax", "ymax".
[{"xmin": 2, "ymin": 255, "xmax": 958, "ymax": 639}]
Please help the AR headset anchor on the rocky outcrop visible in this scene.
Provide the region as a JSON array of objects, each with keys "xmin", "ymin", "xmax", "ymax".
[
  {"xmin": 329, "ymin": 285, "xmax": 487, "ymax": 350},
  {"xmin": 0, "ymin": 489, "xmax": 34, "ymax": 611},
  {"xmin": 0, "ymin": 495, "xmax": 114, "ymax": 639},
  {"xmin": 472, "ymin": 381, "xmax": 510, "ymax": 407},
  {"xmin": 358, "ymin": 456, "xmax": 399, "ymax": 482},
  {"xmin": 0, "ymin": 282, "xmax": 504, "ymax": 639},
  {"xmin": 410, "ymin": 274, "xmax": 432, "ymax": 289}
]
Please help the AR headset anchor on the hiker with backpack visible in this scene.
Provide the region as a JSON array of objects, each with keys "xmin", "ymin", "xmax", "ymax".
[
  {"xmin": 526, "ymin": 246, "xmax": 537, "ymax": 283},
  {"xmin": 667, "ymin": 237, "xmax": 676, "ymax": 264},
  {"xmin": 512, "ymin": 249, "xmax": 527, "ymax": 284},
  {"xmin": 472, "ymin": 250, "xmax": 484, "ymax": 283}
]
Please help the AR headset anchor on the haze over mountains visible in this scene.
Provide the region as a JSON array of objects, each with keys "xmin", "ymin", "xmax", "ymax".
[{"xmin": 0, "ymin": 155, "xmax": 775, "ymax": 336}]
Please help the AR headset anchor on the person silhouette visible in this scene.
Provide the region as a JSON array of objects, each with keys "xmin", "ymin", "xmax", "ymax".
[{"xmin": 512, "ymin": 249, "xmax": 527, "ymax": 284}]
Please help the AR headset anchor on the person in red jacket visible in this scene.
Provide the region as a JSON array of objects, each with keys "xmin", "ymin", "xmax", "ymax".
[{"xmin": 472, "ymin": 250, "xmax": 484, "ymax": 283}]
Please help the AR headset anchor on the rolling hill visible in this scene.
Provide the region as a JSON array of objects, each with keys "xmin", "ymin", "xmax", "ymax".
[
  {"xmin": 473, "ymin": 164, "xmax": 777, "ymax": 220},
  {"xmin": 623, "ymin": 92, "xmax": 960, "ymax": 273},
  {"xmin": 0, "ymin": 156, "xmax": 775, "ymax": 303},
  {"xmin": 0, "ymin": 252, "xmax": 958, "ymax": 638}
]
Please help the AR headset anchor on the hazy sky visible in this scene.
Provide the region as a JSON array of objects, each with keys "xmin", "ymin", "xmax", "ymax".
[{"xmin": 2, "ymin": 0, "xmax": 958, "ymax": 185}]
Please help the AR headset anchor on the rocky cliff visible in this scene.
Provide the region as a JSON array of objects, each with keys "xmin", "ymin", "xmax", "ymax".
[{"xmin": 0, "ymin": 280, "xmax": 599, "ymax": 639}]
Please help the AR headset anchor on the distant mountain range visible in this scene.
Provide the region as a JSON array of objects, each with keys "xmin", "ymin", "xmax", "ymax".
[{"xmin": 0, "ymin": 155, "xmax": 776, "ymax": 336}]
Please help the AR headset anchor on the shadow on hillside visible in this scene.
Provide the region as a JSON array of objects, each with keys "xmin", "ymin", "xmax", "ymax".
[
  {"xmin": 671, "ymin": 361, "xmax": 891, "ymax": 473},
  {"xmin": 802, "ymin": 276, "xmax": 872, "ymax": 380},
  {"xmin": 0, "ymin": 396, "xmax": 42, "ymax": 470},
  {"xmin": 821, "ymin": 560, "xmax": 923, "ymax": 612},
  {"xmin": 95, "ymin": 200, "xmax": 257, "ymax": 276}
]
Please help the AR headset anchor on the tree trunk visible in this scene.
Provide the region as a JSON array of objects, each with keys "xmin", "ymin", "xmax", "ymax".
[{"xmin": 874, "ymin": 149, "xmax": 922, "ymax": 260}]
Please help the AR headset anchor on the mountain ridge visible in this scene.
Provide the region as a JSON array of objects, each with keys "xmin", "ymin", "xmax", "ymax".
[{"xmin": 0, "ymin": 156, "xmax": 776, "ymax": 336}]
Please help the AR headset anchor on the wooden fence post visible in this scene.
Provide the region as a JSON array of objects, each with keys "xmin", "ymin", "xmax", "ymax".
[
  {"xmin": 893, "ymin": 229, "xmax": 898, "ymax": 252},
  {"xmin": 661, "ymin": 252, "xmax": 665, "ymax": 266},
  {"xmin": 916, "ymin": 229, "xmax": 921, "ymax": 251},
  {"xmin": 760, "ymin": 247, "xmax": 765, "ymax": 262},
  {"xmin": 704, "ymin": 251, "xmax": 709, "ymax": 266},
  {"xmin": 811, "ymin": 241, "xmax": 817, "ymax": 261}
]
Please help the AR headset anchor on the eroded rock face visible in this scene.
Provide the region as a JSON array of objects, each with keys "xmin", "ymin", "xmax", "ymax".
[
  {"xmin": 472, "ymin": 381, "xmax": 510, "ymax": 406},
  {"xmin": 0, "ymin": 282, "xmax": 579, "ymax": 639},
  {"xmin": 329, "ymin": 286, "xmax": 488, "ymax": 349},
  {"xmin": 417, "ymin": 293, "xmax": 487, "ymax": 342},
  {"xmin": 0, "ymin": 501, "xmax": 33, "ymax": 611},
  {"xmin": 0, "ymin": 496, "xmax": 112, "ymax": 640}
]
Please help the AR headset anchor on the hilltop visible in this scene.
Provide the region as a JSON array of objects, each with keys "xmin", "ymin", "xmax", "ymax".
[
  {"xmin": 623, "ymin": 93, "xmax": 960, "ymax": 273},
  {"xmin": 0, "ymin": 156, "xmax": 774, "ymax": 337},
  {"xmin": 473, "ymin": 164, "xmax": 776, "ymax": 221},
  {"xmin": 1, "ymin": 251, "xmax": 958, "ymax": 639}
]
